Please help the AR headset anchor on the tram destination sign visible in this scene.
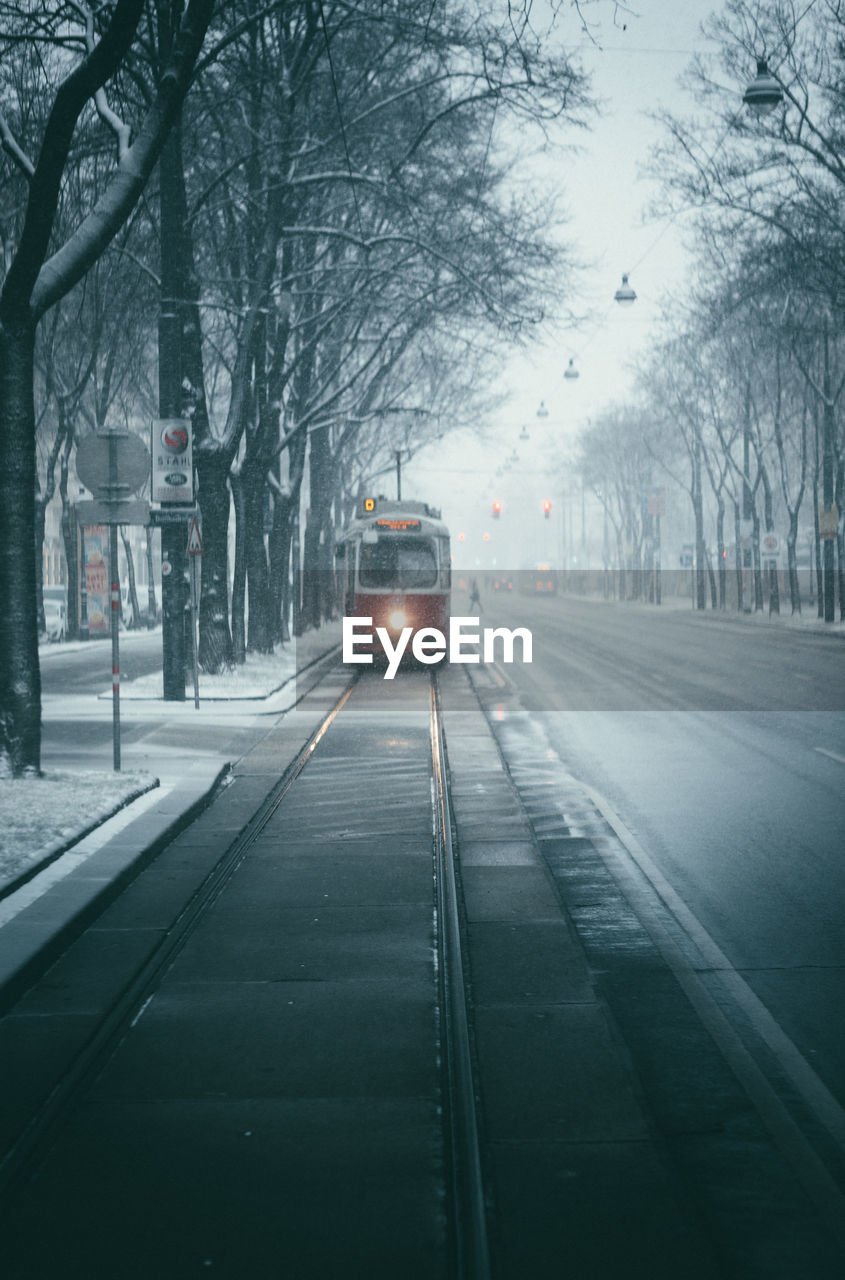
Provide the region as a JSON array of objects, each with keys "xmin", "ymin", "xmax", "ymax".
[{"xmin": 152, "ymin": 419, "xmax": 194, "ymax": 503}]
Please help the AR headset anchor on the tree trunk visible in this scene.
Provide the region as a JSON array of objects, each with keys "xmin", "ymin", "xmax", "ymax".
[
  {"xmin": 268, "ymin": 501, "xmax": 292, "ymax": 645},
  {"xmin": 196, "ymin": 454, "xmax": 233, "ymax": 671},
  {"xmin": 0, "ymin": 319, "xmax": 41, "ymax": 775},
  {"xmin": 60, "ymin": 450, "xmax": 80, "ymax": 639},
  {"xmin": 615, "ymin": 528, "xmax": 625, "ymax": 601},
  {"xmin": 836, "ymin": 453, "xmax": 845, "ymax": 622},
  {"xmin": 733, "ymin": 502, "xmax": 743, "ymax": 613},
  {"xmin": 119, "ymin": 526, "xmax": 142, "ymax": 628},
  {"xmin": 34, "ymin": 485, "xmax": 48, "ymax": 634},
  {"xmin": 230, "ymin": 474, "xmax": 246, "ymax": 664},
  {"xmin": 760, "ymin": 463, "xmax": 779, "ymax": 616},
  {"xmin": 301, "ymin": 423, "xmax": 333, "ymax": 630},
  {"xmin": 693, "ymin": 495, "xmax": 707, "ymax": 610},
  {"xmin": 705, "ymin": 546, "xmax": 717, "ymax": 610},
  {"xmin": 245, "ymin": 471, "xmax": 273, "ymax": 654},
  {"xmin": 145, "ymin": 528, "xmax": 158, "ymax": 627},
  {"xmin": 786, "ymin": 512, "xmax": 801, "ymax": 616},
  {"xmin": 716, "ymin": 502, "xmax": 726, "ymax": 610},
  {"xmin": 751, "ymin": 510, "xmax": 763, "ymax": 612}
]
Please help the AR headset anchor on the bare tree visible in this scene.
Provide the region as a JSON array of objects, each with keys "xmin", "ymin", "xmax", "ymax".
[{"xmin": 0, "ymin": 0, "xmax": 214, "ymax": 775}]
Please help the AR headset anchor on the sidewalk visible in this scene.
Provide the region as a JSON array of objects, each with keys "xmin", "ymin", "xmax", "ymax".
[
  {"xmin": 557, "ymin": 587, "xmax": 845, "ymax": 634},
  {"xmin": 0, "ymin": 624, "xmax": 341, "ymax": 1006}
]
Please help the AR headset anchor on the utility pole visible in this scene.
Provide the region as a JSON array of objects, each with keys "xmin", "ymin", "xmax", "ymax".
[
  {"xmin": 158, "ymin": 123, "xmax": 187, "ymax": 699},
  {"xmin": 822, "ymin": 323, "xmax": 836, "ymax": 623}
]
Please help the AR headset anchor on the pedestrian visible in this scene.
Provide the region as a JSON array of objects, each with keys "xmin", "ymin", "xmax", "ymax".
[{"xmin": 469, "ymin": 577, "xmax": 483, "ymax": 613}]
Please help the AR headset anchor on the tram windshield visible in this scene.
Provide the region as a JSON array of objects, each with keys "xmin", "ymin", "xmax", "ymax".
[{"xmin": 358, "ymin": 536, "xmax": 439, "ymax": 589}]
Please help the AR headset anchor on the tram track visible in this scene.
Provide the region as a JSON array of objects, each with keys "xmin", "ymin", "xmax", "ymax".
[
  {"xmin": 0, "ymin": 677, "xmax": 358, "ymax": 1206},
  {"xmin": 1, "ymin": 667, "xmax": 491, "ymax": 1277},
  {"xmin": 431, "ymin": 675, "xmax": 492, "ymax": 1280}
]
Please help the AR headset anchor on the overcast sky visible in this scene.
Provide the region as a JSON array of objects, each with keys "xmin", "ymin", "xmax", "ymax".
[{"xmin": 405, "ymin": 0, "xmax": 737, "ymax": 565}]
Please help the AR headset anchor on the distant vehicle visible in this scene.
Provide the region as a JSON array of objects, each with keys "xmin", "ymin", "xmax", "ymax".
[
  {"xmin": 519, "ymin": 564, "xmax": 557, "ymax": 595},
  {"xmin": 42, "ymin": 598, "xmax": 67, "ymax": 642},
  {"xmin": 491, "ymin": 576, "xmax": 513, "ymax": 592}
]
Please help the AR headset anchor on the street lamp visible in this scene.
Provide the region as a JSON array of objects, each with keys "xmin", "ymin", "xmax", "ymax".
[
  {"xmin": 563, "ymin": 358, "xmax": 580, "ymax": 380},
  {"xmin": 614, "ymin": 273, "xmax": 637, "ymax": 305},
  {"xmin": 743, "ymin": 58, "xmax": 783, "ymax": 115}
]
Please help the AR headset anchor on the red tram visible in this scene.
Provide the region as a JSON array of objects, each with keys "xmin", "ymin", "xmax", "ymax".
[{"xmin": 335, "ymin": 497, "xmax": 451, "ymax": 647}]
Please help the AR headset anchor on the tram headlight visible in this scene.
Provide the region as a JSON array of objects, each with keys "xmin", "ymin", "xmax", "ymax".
[{"xmin": 388, "ymin": 608, "xmax": 408, "ymax": 630}]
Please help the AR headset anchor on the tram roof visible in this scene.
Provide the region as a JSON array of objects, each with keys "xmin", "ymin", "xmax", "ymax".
[{"xmin": 341, "ymin": 497, "xmax": 449, "ymax": 538}]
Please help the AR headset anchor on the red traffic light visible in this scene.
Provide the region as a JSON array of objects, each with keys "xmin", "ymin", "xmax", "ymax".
[
  {"xmin": 492, "ymin": 500, "xmax": 502, "ymax": 518},
  {"xmin": 543, "ymin": 499, "xmax": 552, "ymax": 519}
]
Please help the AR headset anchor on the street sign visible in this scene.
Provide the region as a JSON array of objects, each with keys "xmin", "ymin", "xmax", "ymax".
[
  {"xmin": 151, "ymin": 418, "xmax": 194, "ymax": 503},
  {"xmin": 76, "ymin": 498, "xmax": 149, "ymax": 526},
  {"xmin": 680, "ymin": 543, "xmax": 694, "ymax": 568},
  {"xmin": 819, "ymin": 504, "xmax": 839, "ymax": 540},
  {"xmin": 186, "ymin": 516, "xmax": 203, "ymax": 556},
  {"xmin": 761, "ymin": 532, "xmax": 780, "ymax": 555},
  {"xmin": 76, "ymin": 432, "xmax": 150, "ymax": 496},
  {"xmin": 148, "ymin": 504, "xmax": 199, "ymax": 525}
]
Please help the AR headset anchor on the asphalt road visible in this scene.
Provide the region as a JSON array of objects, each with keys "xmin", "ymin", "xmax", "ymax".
[
  {"xmin": 39, "ymin": 628, "xmax": 164, "ymax": 695},
  {"xmin": 471, "ymin": 588, "xmax": 845, "ymax": 1111}
]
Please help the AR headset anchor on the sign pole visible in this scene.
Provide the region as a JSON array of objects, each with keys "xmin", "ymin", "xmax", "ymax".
[
  {"xmin": 108, "ymin": 431, "xmax": 121, "ymax": 771},
  {"xmin": 655, "ymin": 513, "xmax": 662, "ymax": 606},
  {"xmin": 186, "ymin": 515, "xmax": 203, "ymax": 709},
  {"xmin": 190, "ymin": 552, "xmax": 200, "ymax": 709}
]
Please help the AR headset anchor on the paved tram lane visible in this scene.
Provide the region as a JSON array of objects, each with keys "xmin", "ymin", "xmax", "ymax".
[{"xmin": 2, "ymin": 672, "xmax": 447, "ymax": 1278}]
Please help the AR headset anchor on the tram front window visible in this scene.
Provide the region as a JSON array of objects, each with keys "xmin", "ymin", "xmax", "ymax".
[{"xmin": 359, "ymin": 537, "xmax": 438, "ymax": 589}]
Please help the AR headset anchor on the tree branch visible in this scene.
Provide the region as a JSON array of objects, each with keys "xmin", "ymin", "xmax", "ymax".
[{"xmin": 30, "ymin": 0, "xmax": 215, "ymax": 321}]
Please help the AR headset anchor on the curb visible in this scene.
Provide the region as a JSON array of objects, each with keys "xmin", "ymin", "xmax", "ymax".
[
  {"xmin": 0, "ymin": 779, "xmax": 160, "ymax": 906},
  {"xmin": 0, "ymin": 763, "xmax": 230, "ymax": 1015}
]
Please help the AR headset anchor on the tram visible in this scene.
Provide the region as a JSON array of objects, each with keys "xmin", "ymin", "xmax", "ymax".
[{"xmin": 335, "ymin": 496, "xmax": 451, "ymax": 647}]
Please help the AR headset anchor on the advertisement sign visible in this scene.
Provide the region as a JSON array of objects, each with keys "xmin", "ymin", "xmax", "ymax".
[
  {"xmin": 151, "ymin": 418, "xmax": 193, "ymax": 503},
  {"xmin": 82, "ymin": 525, "xmax": 110, "ymax": 635}
]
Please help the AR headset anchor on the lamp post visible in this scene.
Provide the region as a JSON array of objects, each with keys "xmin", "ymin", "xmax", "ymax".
[
  {"xmin": 614, "ymin": 274, "xmax": 637, "ymax": 305},
  {"xmin": 821, "ymin": 323, "xmax": 836, "ymax": 622},
  {"xmin": 742, "ymin": 58, "xmax": 783, "ymax": 115}
]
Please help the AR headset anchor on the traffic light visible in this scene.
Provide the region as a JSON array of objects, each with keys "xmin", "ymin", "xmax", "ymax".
[
  {"xmin": 492, "ymin": 500, "xmax": 502, "ymax": 519},
  {"xmin": 543, "ymin": 499, "xmax": 552, "ymax": 519}
]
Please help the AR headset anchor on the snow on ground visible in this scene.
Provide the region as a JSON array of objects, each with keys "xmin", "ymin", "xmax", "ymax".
[
  {"xmin": 4, "ymin": 624, "xmax": 341, "ymax": 895},
  {"xmin": 119, "ymin": 647, "xmax": 307, "ymax": 699},
  {"xmin": 0, "ymin": 771, "xmax": 156, "ymax": 892}
]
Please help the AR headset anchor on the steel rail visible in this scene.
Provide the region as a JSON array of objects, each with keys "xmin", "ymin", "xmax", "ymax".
[
  {"xmin": 430, "ymin": 675, "xmax": 492, "ymax": 1280},
  {"xmin": 0, "ymin": 677, "xmax": 357, "ymax": 1203}
]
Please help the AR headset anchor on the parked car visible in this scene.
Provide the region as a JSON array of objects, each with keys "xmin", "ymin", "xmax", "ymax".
[{"xmin": 42, "ymin": 598, "xmax": 67, "ymax": 642}]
